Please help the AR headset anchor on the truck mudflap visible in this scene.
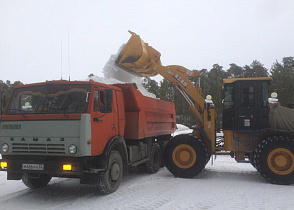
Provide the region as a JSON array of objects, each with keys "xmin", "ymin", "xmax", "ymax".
[{"xmin": 0, "ymin": 157, "xmax": 86, "ymax": 179}]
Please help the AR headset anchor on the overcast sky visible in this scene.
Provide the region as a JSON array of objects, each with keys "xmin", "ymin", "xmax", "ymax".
[{"xmin": 1, "ymin": 0, "xmax": 293, "ymax": 84}]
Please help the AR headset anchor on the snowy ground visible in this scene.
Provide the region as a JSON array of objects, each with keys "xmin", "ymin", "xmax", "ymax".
[{"xmin": 1, "ymin": 125, "xmax": 294, "ymax": 209}]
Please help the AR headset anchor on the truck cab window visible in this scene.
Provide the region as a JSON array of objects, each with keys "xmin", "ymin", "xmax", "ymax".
[
  {"xmin": 21, "ymin": 95, "xmax": 33, "ymax": 111},
  {"xmin": 6, "ymin": 84, "xmax": 90, "ymax": 115},
  {"xmin": 93, "ymin": 90, "xmax": 99, "ymax": 111}
]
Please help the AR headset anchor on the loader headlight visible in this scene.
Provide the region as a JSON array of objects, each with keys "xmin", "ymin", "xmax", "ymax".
[
  {"xmin": 68, "ymin": 144, "xmax": 77, "ymax": 154},
  {"xmin": 1, "ymin": 144, "xmax": 9, "ymax": 153}
]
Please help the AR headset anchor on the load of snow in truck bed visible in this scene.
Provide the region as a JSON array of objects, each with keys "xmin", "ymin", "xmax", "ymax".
[{"xmin": 87, "ymin": 45, "xmax": 157, "ymax": 99}]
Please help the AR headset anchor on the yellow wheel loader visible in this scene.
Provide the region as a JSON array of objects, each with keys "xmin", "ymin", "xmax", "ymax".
[{"xmin": 115, "ymin": 31, "xmax": 294, "ymax": 185}]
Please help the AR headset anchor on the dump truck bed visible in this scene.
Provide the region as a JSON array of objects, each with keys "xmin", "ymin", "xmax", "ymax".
[{"xmin": 114, "ymin": 84, "xmax": 176, "ymax": 140}]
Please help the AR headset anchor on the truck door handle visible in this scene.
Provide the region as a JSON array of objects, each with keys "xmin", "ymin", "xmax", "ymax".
[
  {"xmin": 112, "ymin": 124, "xmax": 116, "ymax": 128},
  {"xmin": 93, "ymin": 118, "xmax": 102, "ymax": 123}
]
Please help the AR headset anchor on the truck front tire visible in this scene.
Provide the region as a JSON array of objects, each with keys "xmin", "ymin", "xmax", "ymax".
[
  {"xmin": 98, "ymin": 151, "xmax": 123, "ymax": 194},
  {"xmin": 22, "ymin": 173, "xmax": 52, "ymax": 189}
]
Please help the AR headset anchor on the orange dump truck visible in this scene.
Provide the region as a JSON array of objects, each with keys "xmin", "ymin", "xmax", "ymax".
[{"xmin": 0, "ymin": 80, "xmax": 176, "ymax": 194}]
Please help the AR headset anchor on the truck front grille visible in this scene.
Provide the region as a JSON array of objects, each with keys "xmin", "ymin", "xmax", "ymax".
[{"xmin": 12, "ymin": 143, "xmax": 65, "ymax": 154}]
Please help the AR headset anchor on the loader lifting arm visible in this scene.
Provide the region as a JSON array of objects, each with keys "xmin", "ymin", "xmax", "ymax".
[{"xmin": 115, "ymin": 31, "xmax": 216, "ymax": 151}]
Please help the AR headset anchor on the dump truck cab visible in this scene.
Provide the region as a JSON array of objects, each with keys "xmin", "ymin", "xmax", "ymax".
[
  {"xmin": 0, "ymin": 80, "xmax": 118, "ymax": 158},
  {"xmin": 0, "ymin": 80, "xmax": 120, "ymax": 179}
]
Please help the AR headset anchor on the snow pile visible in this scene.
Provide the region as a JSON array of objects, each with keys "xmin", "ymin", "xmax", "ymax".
[
  {"xmin": 87, "ymin": 75, "xmax": 122, "ymax": 85},
  {"xmin": 172, "ymin": 124, "xmax": 193, "ymax": 136},
  {"xmin": 87, "ymin": 45, "xmax": 157, "ymax": 98}
]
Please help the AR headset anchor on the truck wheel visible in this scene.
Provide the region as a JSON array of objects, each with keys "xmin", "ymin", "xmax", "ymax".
[
  {"xmin": 255, "ymin": 136, "xmax": 294, "ymax": 185},
  {"xmin": 251, "ymin": 151, "xmax": 257, "ymax": 169},
  {"xmin": 137, "ymin": 163, "xmax": 147, "ymax": 173},
  {"xmin": 146, "ymin": 143, "xmax": 161, "ymax": 174},
  {"xmin": 98, "ymin": 151, "xmax": 123, "ymax": 194},
  {"xmin": 158, "ymin": 141, "xmax": 168, "ymax": 167},
  {"xmin": 164, "ymin": 134, "xmax": 208, "ymax": 178},
  {"xmin": 22, "ymin": 173, "xmax": 52, "ymax": 189}
]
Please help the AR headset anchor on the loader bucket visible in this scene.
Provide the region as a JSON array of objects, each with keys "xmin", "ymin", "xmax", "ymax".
[{"xmin": 115, "ymin": 31, "xmax": 162, "ymax": 77}]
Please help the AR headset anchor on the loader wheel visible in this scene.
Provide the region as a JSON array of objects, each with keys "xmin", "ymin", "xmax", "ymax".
[
  {"xmin": 255, "ymin": 136, "xmax": 294, "ymax": 185},
  {"xmin": 98, "ymin": 151, "xmax": 123, "ymax": 194},
  {"xmin": 164, "ymin": 134, "xmax": 208, "ymax": 178},
  {"xmin": 251, "ymin": 151, "xmax": 257, "ymax": 169},
  {"xmin": 22, "ymin": 173, "xmax": 52, "ymax": 189},
  {"xmin": 146, "ymin": 143, "xmax": 161, "ymax": 174}
]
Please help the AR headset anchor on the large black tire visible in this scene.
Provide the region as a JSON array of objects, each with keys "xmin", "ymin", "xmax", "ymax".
[
  {"xmin": 22, "ymin": 173, "xmax": 52, "ymax": 189},
  {"xmin": 195, "ymin": 133, "xmax": 212, "ymax": 164},
  {"xmin": 137, "ymin": 163, "xmax": 147, "ymax": 173},
  {"xmin": 163, "ymin": 134, "xmax": 208, "ymax": 178},
  {"xmin": 251, "ymin": 151, "xmax": 257, "ymax": 169},
  {"xmin": 158, "ymin": 141, "xmax": 168, "ymax": 168},
  {"xmin": 146, "ymin": 143, "xmax": 161, "ymax": 174},
  {"xmin": 98, "ymin": 151, "xmax": 123, "ymax": 194},
  {"xmin": 255, "ymin": 136, "xmax": 294, "ymax": 185}
]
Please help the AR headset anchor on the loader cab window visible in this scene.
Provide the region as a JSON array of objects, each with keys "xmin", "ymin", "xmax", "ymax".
[
  {"xmin": 240, "ymin": 84, "xmax": 254, "ymax": 108},
  {"xmin": 93, "ymin": 90, "xmax": 99, "ymax": 111},
  {"xmin": 223, "ymin": 84, "xmax": 234, "ymax": 110},
  {"xmin": 262, "ymin": 82, "xmax": 268, "ymax": 107}
]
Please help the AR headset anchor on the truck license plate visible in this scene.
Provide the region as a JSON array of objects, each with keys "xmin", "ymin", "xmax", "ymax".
[{"xmin": 22, "ymin": 164, "xmax": 44, "ymax": 171}]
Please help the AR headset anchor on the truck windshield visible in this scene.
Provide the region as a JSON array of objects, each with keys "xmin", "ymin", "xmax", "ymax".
[{"xmin": 6, "ymin": 84, "xmax": 91, "ymax": 115}]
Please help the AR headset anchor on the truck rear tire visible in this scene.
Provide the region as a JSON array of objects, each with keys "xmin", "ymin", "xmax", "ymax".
[
  {"xmin": 158, "ymin": 141, "xmax": 168, "ymax": 167},
  {"xmin": 98, "ymin": 151, "xmax": 123, "ymax": 194},
  {"xmin": 137, "ymin": 163, "xmax": 147, "ymax": 173},
  {"xmin": 146, "ymin": 143, "xmax": 161, "ymax": 174},
  {"xmin": 22, "ymin": 173, "xmax": 52, "ymax": 189},
  {"xmin": 255, "ymin": 136, "xmax": 294, "ymax": 185},
  {"xmin": 164, "ymin": 134, "xmax": 208, "ymax": 178}
]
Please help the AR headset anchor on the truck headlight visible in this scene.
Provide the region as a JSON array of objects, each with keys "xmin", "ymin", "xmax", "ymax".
[
  {"xmin": 1, "ymin": 144, "xmax": 9, "ymax": 153},
  {"xmin": 68, "ymin": 144, "xmax": 77, "ymax": 154}
]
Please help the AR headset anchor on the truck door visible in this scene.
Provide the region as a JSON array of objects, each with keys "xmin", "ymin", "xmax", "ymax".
[
  {"xmin": 236, "ymin": 82, "xmax": 257, "ymax": 130},
  {"xmin": 91, "ymin": 88, "xmax": 118, "ymax": 156}
]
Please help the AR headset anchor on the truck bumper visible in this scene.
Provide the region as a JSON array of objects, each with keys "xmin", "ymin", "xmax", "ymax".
[{"xmin": 0, "ymin": 156, "xmax": 85, "ymax": 179}]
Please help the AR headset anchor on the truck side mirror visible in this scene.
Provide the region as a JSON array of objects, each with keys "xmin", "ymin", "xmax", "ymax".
[{"xmin": 100, "ymin": 89, "xmax": 113, "ymax": 113}]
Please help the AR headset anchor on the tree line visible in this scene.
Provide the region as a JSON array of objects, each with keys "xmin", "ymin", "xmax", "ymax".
[
  {"xmin": 0, "ymin": 80, "xmax": 22, "ymax": 109},
  {"xmin": 142, "ymin": 57, "xmax": 294, "ymax": 128}
]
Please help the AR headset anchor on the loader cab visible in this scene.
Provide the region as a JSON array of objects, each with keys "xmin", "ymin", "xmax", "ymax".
[{"xmin": 222, "ymin": 77, "xmax": 272, "ymax": 131}]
